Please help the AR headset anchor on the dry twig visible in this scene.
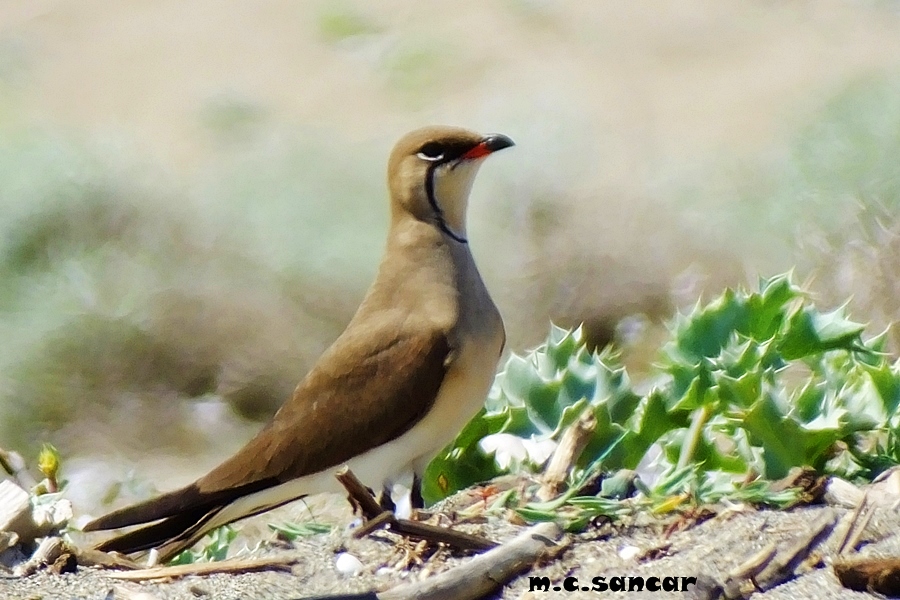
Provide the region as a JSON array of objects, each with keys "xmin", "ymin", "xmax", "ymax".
[
  {"xmin": 74, "ymin": 547, "xmax": 143, "ymax": 571},
  {"xmin": 336, "ymin": 467, "xmax": 497, "ymax": 552},
  {"xmin": 720, "ymin": 543, "xmax": 778, "ymax": 598},
  {"xmin": 12, "ymin": 536, "xmax": 66, "ymax": 577},
  {"xmin": 836, "ymin": 492, "xmax": 873, "ymax": 555},
  {"xmin": 752, "ymin": 511, "xmax": 836, "ymax": 591},
  {"xmin": 536, "ymin": 411, "xmax": 597, "ymax": 502},
  {"xmin": 103, "ymin": 556, "xmax": 296, "ymax": 581},
  {"xmin": 379, "ymin": 521, "xmax": 566, "ymax": 600},
  {"xmin": 336, "ymin": 467, "xmax": 383, "ymax": 520},
  {"xmin": 719, "ymin": 510, "xmax": 837, "ymax": 599}
]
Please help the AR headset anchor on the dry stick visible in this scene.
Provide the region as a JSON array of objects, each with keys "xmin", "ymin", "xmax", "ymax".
[
  {"xmin": 336, "ymin": 467, "xmax": 497, "ymax": 552},
  {"xmin": 836, "ymin": 491, "xmax": 868, "ymax": 555},
  {"xmin": 74, "ymin": 547, "xmax": 143, "ymax": 571},
  {"xmin": 379, "ymin": 521, "xmax": 565, "ymax": 600},
  {"xmin": 751, "ymin": 510, "xmax": 837, "ymax": 593},
  {"xmin": 12, "ymin": 536, "xmax": 65, "ymax": 577},
  {"xmin": 720, "ymin": 543, "xmax": 779, "ymax": 599},
  {"xmin": 104, "ymin": 556, "xmax": 296, "ymax": 581},
  {"xmin": 719, "ymin": 511, "xmax": 837, "ymax": 600},
  {"xmin": 536, "ymin": 410, "xmax": 597, "ymax": 502},
  {"xmin": 380, "ymin": 519, "xmax": 497, "ymax": 552},
  {"xmin": 841, "ymin": 499, "xmax": 875, "ymax": 556},
  {"xmin": 336, "ymin": 466, "xmax": 383, "ymax": 520},
  {"xmin": 353, "ymin": 511, "xmax": 395, "ymax": 538}
]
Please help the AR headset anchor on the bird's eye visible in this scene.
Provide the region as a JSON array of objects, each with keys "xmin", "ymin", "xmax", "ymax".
[{"xmin": 416, "ymin": 142, "xmax": 444, "ymax": 162}]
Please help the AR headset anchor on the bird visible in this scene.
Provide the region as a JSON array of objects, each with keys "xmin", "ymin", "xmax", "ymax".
[{"xmin": 83, "ymin": 125, "xmax": 514, "ymax": 561}]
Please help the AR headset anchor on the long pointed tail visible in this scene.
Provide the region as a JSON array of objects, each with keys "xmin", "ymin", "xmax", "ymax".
[{"xmin": 93, "ymin": 504, "xmax": 222, "ymax": 562}]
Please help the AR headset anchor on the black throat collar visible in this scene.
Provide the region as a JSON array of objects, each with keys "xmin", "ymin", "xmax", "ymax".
[{"xmin": 425, "ymin": 165, "xmax": 468, "ymax": 244}]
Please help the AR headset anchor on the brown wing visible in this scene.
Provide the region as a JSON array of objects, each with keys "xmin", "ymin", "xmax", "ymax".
[
  {"xmin": 197, "ymin": 321, "xmax": 451, "ymax": 493},
  {"xmin": 84, "ymin": 321, "xmax": 451, "ymax": 533}
]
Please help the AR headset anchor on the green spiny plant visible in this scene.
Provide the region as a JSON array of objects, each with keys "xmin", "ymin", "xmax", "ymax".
[
  {"xmin": 168, "ymin": 525, "xmax": 238, "ymax": 564},
  {"xmin": 426, "ymin": 273, "xmax": 899, "ymax": 528},
  {"xmin": 268, "ymin": 521, "xmax": 333, "ymax": 541}
]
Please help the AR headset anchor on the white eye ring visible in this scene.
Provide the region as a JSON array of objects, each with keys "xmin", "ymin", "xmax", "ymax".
[{"xmin": 417, "ymin": 151, "xmax": 444, "ymax": 162}]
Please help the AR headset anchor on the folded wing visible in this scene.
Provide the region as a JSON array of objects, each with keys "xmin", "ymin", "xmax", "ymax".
[{"xmin": 83, "ymin": 321, "xmax": 452, "ymax": 558}]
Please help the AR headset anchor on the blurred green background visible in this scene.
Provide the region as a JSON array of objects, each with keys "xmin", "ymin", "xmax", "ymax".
[{"xmin": 1, "ymin": 1, "xmax": 900, "ymax": 512}]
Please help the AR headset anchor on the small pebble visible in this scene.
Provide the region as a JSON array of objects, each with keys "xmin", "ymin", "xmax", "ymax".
[{"xmin": 335, "ymin": 552, "xmax": 364, "ymax": 577}]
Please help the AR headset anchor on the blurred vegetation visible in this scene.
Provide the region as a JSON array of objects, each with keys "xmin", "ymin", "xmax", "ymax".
[
  {"xmin": 197, "ymin": 92, "xmax": 269, "ymax": 141},
  {"xmin": 678, "ymin": 74, "xmax": 900, "ymax": 329},
  {"xmin": 0, "ymin": 127, "xmax": 379, "ymax": 453},
  {"xmin": 315, "ymin": 1, "xmax": 381, "ymax": 43},
  {"xmin": 381, "ymin": 40, "xmax": 453, "ymax": 96}
]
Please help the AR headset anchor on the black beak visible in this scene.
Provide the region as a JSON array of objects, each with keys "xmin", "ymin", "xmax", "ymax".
[
  {"xmin": 482, "ymin": 133, "xmax": 515, "ymax": 153},
  {"xmin": 460, "ymin": 133, "xmax": 515, "ymax": 160}
]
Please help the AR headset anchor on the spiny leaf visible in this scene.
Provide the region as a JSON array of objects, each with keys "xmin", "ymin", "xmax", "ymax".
[{"xmin": 777, "ymin": 305, "xmax": 865, "ymax": 359}]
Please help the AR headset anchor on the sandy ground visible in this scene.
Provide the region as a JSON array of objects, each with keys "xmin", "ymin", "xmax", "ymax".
[{"xmin": 2, "ymin": 498, "xmax": 897, "ymax": 599}]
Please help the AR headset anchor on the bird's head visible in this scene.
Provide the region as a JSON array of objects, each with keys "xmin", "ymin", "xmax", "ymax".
[{"xmin": 388, "ymin": 125, "xmax": 514, "ymax": 243}]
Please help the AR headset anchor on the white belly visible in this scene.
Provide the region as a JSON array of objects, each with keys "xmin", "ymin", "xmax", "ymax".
[{"xmin": 208, "ymin": 326, "xmax": 503, "ymax": 530}]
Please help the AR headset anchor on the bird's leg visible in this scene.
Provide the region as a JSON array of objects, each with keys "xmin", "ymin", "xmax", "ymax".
[
  {"xmin": 411, "ymin": 474, "xmax": 424, "ymax": 510},
  {"xmin": 378, "ymin": 484, "xmax": 397, "ymax": 513}
]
